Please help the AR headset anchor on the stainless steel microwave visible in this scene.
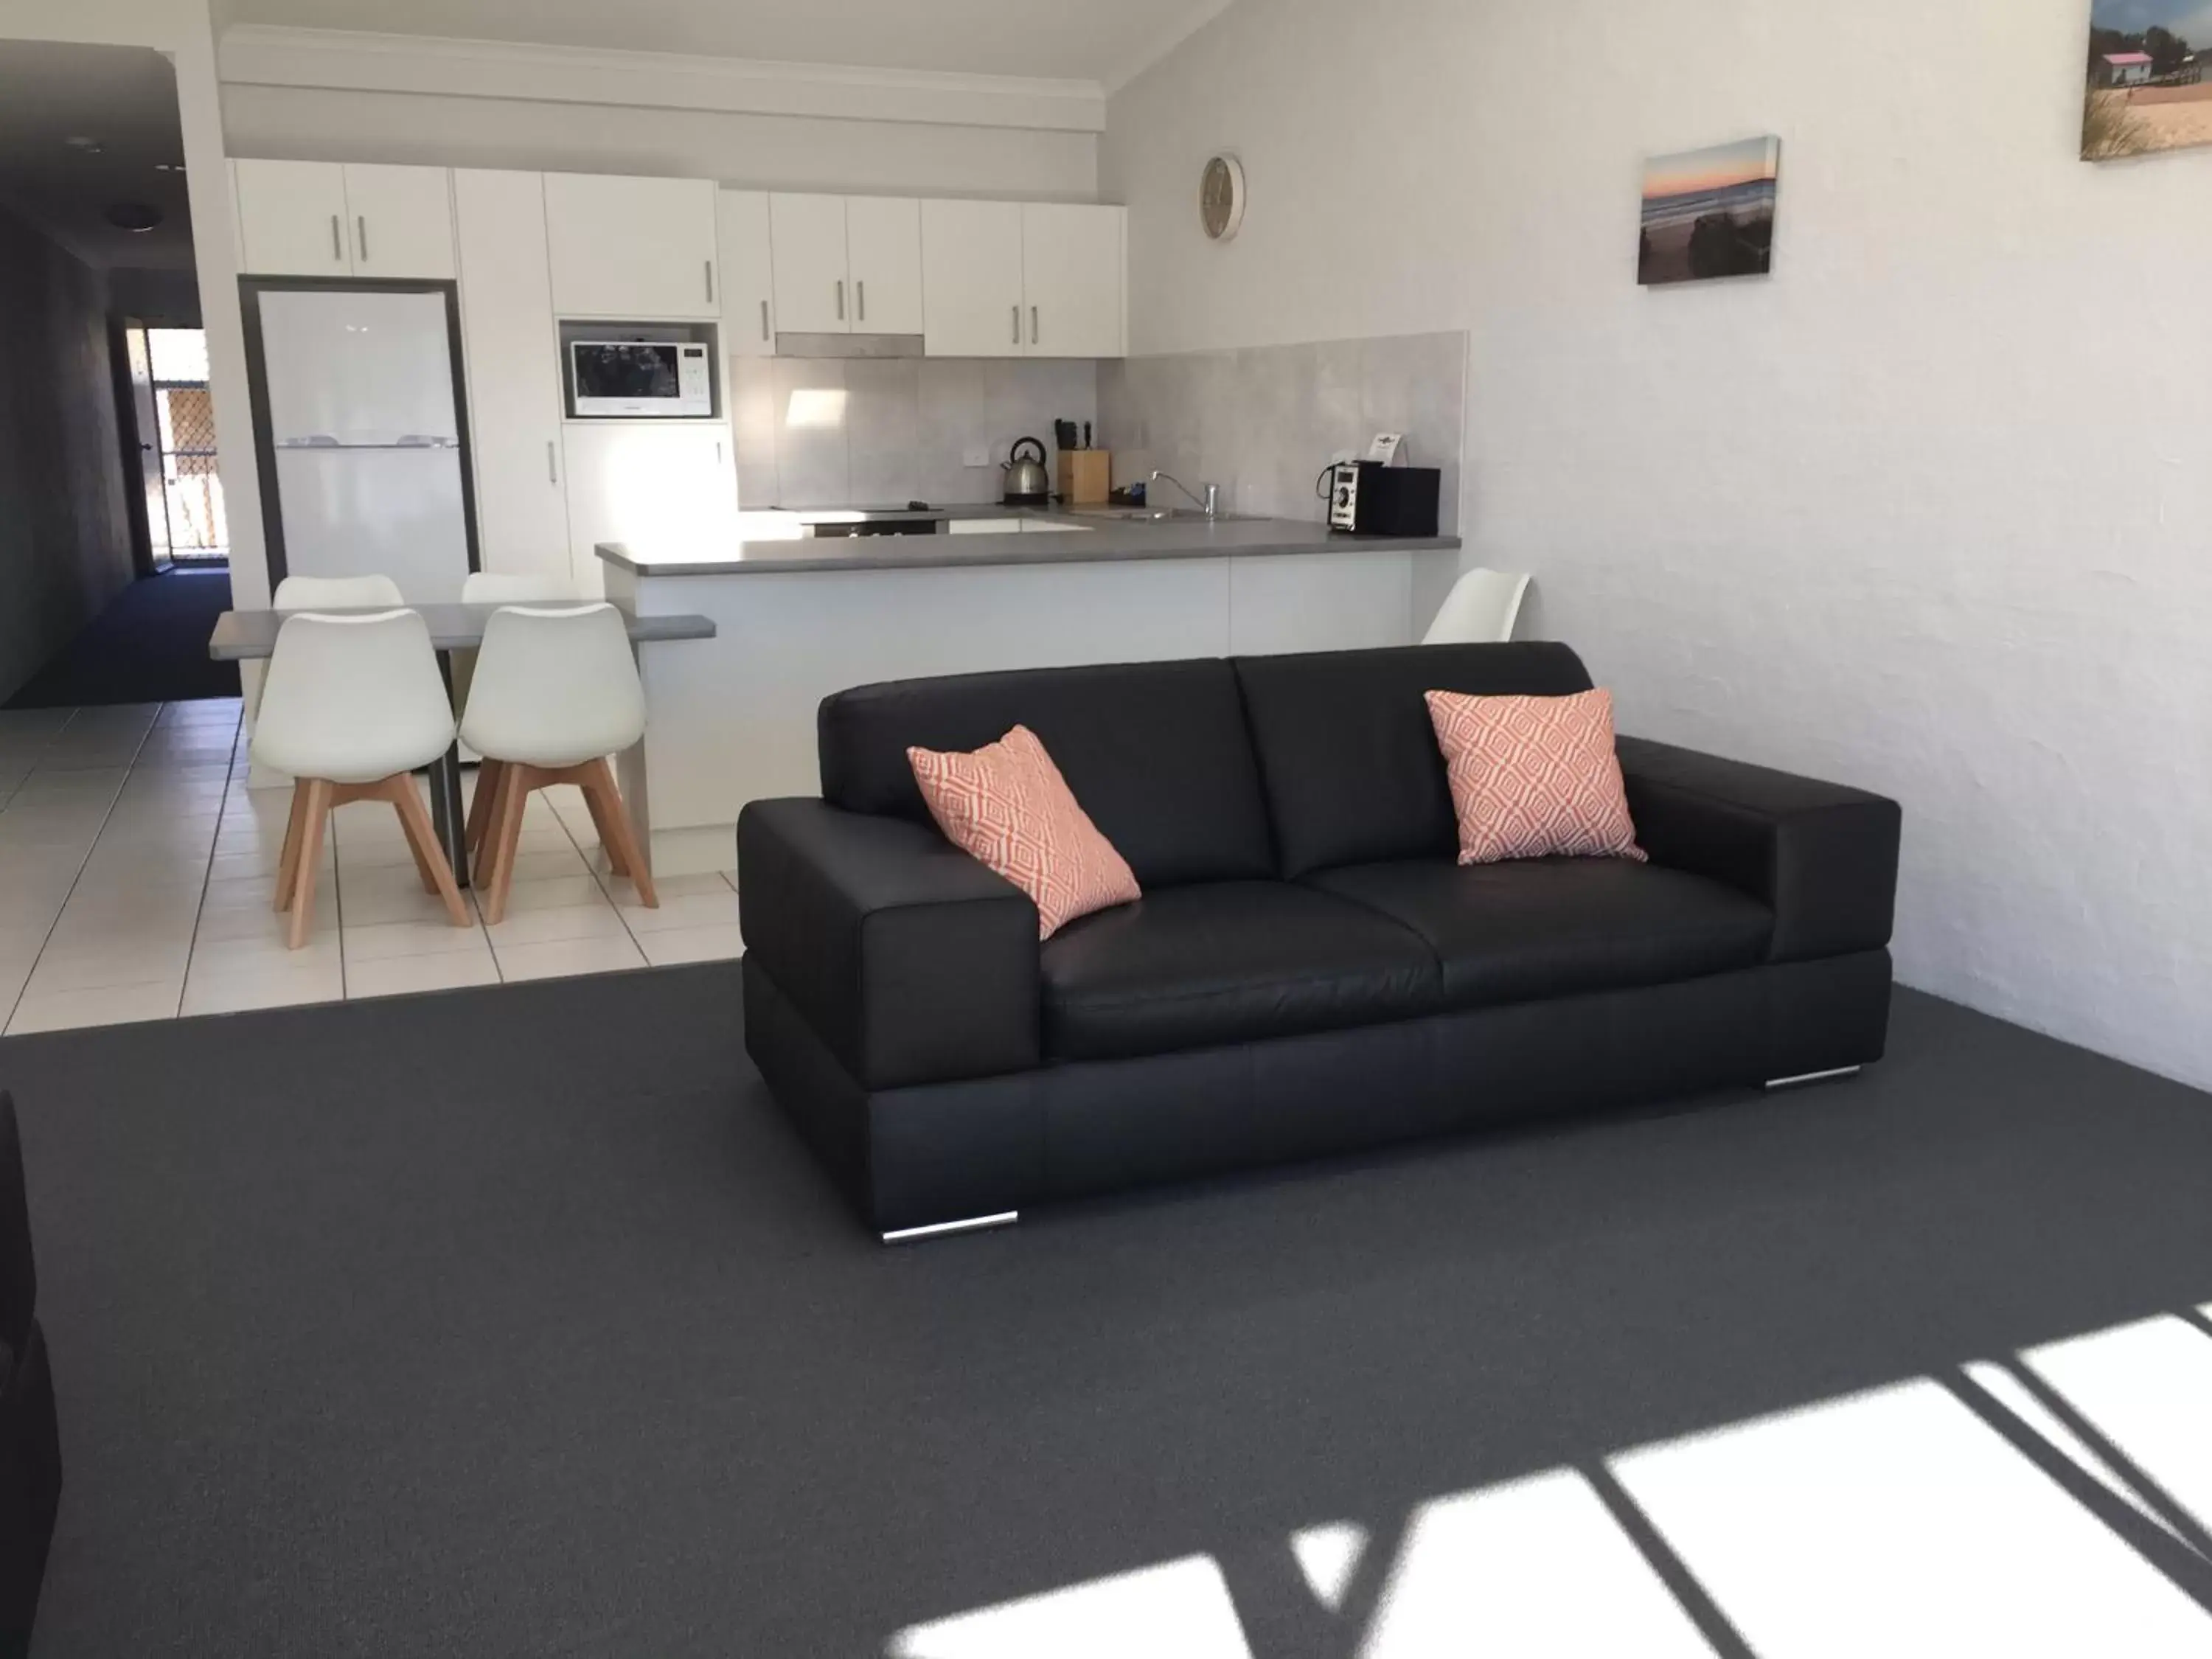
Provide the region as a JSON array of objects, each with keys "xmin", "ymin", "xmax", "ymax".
[{"xmin": 567, "ymin": 340, "xmax": 712, "ymax": 418}]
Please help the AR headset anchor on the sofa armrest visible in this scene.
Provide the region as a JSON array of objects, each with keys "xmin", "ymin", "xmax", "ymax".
[
  {"xmin": 1616, "ymin": 737, "xmax": 1901, "ymax": 964},
  {"xmin": 737, "ymin": 799, "xmax": 1040, "ymax": 1089}
]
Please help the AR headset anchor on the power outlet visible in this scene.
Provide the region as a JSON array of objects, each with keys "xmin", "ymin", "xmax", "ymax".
[{"xmin": 963, "ymin": 446, "xmax": 992, "ymax": 468}]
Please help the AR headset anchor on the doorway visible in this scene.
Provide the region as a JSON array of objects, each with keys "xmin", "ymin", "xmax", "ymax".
[{"xmin": 125, "ymin": 323, "xmax": 228, "ymax": 566}]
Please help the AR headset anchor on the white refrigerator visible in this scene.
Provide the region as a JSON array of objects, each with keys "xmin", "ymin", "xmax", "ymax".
[{"xmin": 256, "ymin": 286, "xmax": 473, "ymax": 602}]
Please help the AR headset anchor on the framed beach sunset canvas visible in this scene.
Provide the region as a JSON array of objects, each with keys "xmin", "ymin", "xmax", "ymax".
[
  {"xmin": 1638, "ymin": 136, "xmax": 1781, "ymax": 287},
  {"xmin": 2083, "ymin": 0, "xmax": 2212, "ymax": 160}
]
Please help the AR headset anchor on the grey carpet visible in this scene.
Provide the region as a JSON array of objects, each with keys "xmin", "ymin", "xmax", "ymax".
[
  {"xmin": 6, "ymin": 567, "xmax": 240, "ymax": 709},
  {"xmin": 3, "ymin": 969, "xmax": 2211, "ymax": 1655}
]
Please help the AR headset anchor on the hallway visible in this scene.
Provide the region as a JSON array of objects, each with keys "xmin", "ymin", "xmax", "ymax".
[{"xmin": 5, "ymin": 566, "xmax": 240, "ymax": 709}]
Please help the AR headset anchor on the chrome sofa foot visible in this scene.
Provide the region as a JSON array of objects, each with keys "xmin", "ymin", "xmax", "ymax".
[
  {"xmin": 1764, "ymin": 1065, "xmax": 1863, "ymax": 1091},
  {"xmin": 881, "ymin": 1209, "xmax": 1020, "ymax": 1245}
]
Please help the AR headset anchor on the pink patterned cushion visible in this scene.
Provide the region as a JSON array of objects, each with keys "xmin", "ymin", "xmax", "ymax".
[
  {"xmin": 908, "ymin": 725, "xmax": 1141, "ymax": 939},
  {"xmin": 1425, "ymin": 688, "xmax": 1647, "ymax": 866}
]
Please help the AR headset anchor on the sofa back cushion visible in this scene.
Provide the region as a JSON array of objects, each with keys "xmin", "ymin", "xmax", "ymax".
[
  {"xmin": 820, "ymin": 658, "xmax": 1276, "ymax": 888},
  {"xmin": 1234, "ymin": 642, "xmax": 1595, "ymax": 877}
]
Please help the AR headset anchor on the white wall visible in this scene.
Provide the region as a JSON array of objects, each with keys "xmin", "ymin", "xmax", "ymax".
[
  {"xmin": 217, "ymin": 29, "xmax": 1100, "ymax": 200},
  {"xmin": 1103, "ymin": 0, "xmax": 2212, "ymax": 1090},
  {"xmin": 220, "ymin": 86, "xmax": 1099, "ymax": 199}
]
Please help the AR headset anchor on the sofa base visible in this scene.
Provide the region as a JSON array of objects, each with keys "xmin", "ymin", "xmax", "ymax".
[
  {"xmin": 745, "ymin": 949, "xmax": 1893, "ymax": 1236},
  {"xmin": 1766, "ymin": 1064, "xmax": 1864, "ymax": 1091},
  {"xmin": 881, "ymin": 1211, "xmax": 1021, "ymax": 1245}
]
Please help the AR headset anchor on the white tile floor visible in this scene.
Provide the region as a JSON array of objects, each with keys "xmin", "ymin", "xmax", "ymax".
[{"xmin": 0, "ymin": 698, "xmax": 742, "ymax": 1035}]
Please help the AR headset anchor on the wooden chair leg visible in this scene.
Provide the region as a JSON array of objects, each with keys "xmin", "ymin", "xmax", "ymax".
[
  {"xmin": 386, "ymin": 774, "xmax": 471, "ymax": 928},
  {"xmin": 578, "ymin": 780, "xmax": 628, "ymax": 877},
  {"xmin": 465, "ymin": 759, "xmax": 503, "ymax": 858},
  {"xmin": 473, "ymin": 759, "xmax": 516, "ymax": 887},
  {"xmin": 287, "ymin": 780, "xmax": 332, "ymax": 950},
  {"xmin": 481, "ymin": 762, "xmax": 535, "ymax": 926},
  {"xmin": 393, "ymin": 776, "xmax": 441, "ymax": 895},
  {"xmin": 585, "ymin": 757, "xmax": 655, "ymax": 908},
  {"xmin": 273, "ymin": 780, "xmax": 310, "ymax": 912}
]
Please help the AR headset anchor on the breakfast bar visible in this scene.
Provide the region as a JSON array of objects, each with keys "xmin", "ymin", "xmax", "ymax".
[{"xmin": 597, "ymin": 507, "xmax": 1464, "ymax": 875}]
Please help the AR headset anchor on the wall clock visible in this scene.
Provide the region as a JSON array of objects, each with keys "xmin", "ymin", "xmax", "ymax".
[{"xmin": 1199, "ymin": 154, "xmax": 1245, "ymax": 242}]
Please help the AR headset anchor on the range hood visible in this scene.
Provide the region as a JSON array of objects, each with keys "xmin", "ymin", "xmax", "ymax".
[{"xmin": 774, "ymin": 332, "xmax": 925, "ymax": 360}]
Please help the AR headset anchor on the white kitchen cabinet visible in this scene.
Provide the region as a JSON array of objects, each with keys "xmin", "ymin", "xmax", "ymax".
[
  {"xmin": 342, "ymin": 164, "xmax": 455, "ymax": 279},
  {"xmin": 543, "ymin": 173, "xmax": 720, "ymax": 319},
  {"xmin": 769, "ymin": 193, "xmax": 852, "ymax": 334},
  {"xmin": 920, "ymin": 199, "xmax": 1025, "ymax": 358},
  {"xmin": 716, "ymin": 189, "xmax": 777, "ymax": 359},
  {"xmin": 1022, "ymin": 204, "xmax": 1124, "ymax": 358},
  {"xmin": 234, "ymin": 160, "xmax": 454, "ymax": 279},
  {"xmin": 233, "ymin": 159, "xmax": 352, "ymax": 276},
  {"xmin": 453, "ymin": 170, "xmax": 570, "ymax": 585},
  {"xmin": 844, "ymin": 197, "xmax": 923, "ymax": 335},
  {"xmin": 561, "ymin": 422, "xmax": 735, "ymax": 597}
]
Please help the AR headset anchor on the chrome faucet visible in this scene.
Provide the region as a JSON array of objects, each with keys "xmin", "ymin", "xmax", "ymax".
[{"xmin": 1150, "ymin": 470, "xmax": 1220, "ymax": 519}]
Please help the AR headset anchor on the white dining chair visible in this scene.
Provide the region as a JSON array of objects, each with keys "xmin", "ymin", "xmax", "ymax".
[
  {"xmin": 453, "ymin": 573, "xmax": 580, "ymax": 765},
  {"xmin": 461, "ymin": 602, "xmax": 657, "ymax": 924},
  {"xmin": 1422, "ymin": 568, "xmax": 1532, "ymax": 645},
  {"xmin": 273, "ymin": 574, "xmax": 406, "ymax": 611},
  {"xmin": 251, "ymin": 611, "xmax": 471, "ymax": 947}
]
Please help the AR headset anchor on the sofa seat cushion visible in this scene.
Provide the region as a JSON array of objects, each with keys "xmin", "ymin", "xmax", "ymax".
[
  {"xmin": 1306, "ymin": 857, "xmax": 1773, "ymax": 1010},
  {"xmin": 1041, "ymin": 882, "xmax": 1441, "ymax": 1061}
]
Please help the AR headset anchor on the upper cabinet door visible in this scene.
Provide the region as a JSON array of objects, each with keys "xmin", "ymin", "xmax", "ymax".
[
  {"xmin": 769, "ymin": 193, "xmax": 851, "ymax": 335},
  {"xmin": 453, "ymin": 170, "xmax": 571, "ymax": 584},
  {"xmin": 716, "ymin": 189, "xmax": 777, "ymax": 360},
  {"xmin": 233, "ymin": 159, "xmax": 352, "ymax": 276},
  {"xmin": 342, "ymin": 164, "xmax": 456, "ymax": 279},
  {"xmin": 844, "ymin": 196, "xmax": 923, "ymax": 335},
  {"xmin": 543, "ymin": 173, "xmax": 720, "ymax": 319},
  {"xmin": 920, "ymin": 200, "xmax": 1025, "ymax": 358},
  {"xmin": 1021, "ymin": 204, "xmax": 1125, "ymax": 358}
]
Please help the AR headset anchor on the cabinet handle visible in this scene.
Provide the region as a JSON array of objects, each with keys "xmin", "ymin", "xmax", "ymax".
[
  {"xmin": 1012, "ymin": 304, "xmax": 1020, "ymax": 345},
  {"xmin": 330, "ymin": 215, "xmax": 341, "ymax": 261},
  {"xmin": 357, "ymin": 215, "xmax": 369, "ymax": 263},
  {"xmin": 705, "ymin": 260, "xmax": 715, "ymax": 303},
  {"xmin": 760, "ymin": 299, "xmax": 771, "ymax": 341},
  {"xmin": 835, "ymin": 279, "xmax": 845, "ymax": 321},
  {"xmin": 1031, "ymin": 305, "xmax": 1040, "ymax": 347},
  {"xmin": 857, "ymin": 279, "xmax": 866, "ymax": 323},
  {"xmin": 546, "ymin": 441, "xmax": 557, "ymax": 485}
]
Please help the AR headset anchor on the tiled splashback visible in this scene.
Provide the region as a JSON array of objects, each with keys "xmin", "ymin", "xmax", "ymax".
[
  {"xmin": 1097, "ymin": 331, "xmax": 1468, "ymax": 529},
  {"xmin": 730, "ymin": 355, "xmax": 1098, "ymax": 509}
]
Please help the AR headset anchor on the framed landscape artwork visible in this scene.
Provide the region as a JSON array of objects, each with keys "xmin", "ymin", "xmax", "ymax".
[
  {"xmin": 1638, "ymin": 136, "xmax": 1780, "ymax": 287},
  {"xmin": 2084, "ymin": 0, "xmax": 2212, "ymax": 159}
]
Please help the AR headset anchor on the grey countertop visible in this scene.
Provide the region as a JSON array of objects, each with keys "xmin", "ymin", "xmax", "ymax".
[
  {"xmin": 596, "ymin": 505, "xmax": 1460, "ymax": 577},
  {"xmin": 209, "ymin": 604, "xmax": 717, "ymax": 661}
]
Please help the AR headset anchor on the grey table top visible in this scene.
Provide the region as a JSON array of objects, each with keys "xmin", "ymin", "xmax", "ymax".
[
  {"xmin": 208, "ymin": 604, "xmax": 717, "ymax": 661},
  {"xmin": 596, "ymin": 507, "xmax": 1460, "ymax": 577}
]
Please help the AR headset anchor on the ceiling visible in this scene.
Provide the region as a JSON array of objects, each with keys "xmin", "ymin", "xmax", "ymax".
[
  {"xmin": 218, "ymin": 0, "xmax": 1237, "ymax": 88},
  {"xmin": 0, "ymin": 41, "xmax": 194, "ymax": 271}
]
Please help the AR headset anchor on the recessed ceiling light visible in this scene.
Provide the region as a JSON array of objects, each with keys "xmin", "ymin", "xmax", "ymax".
[
  {"xmin": 63, "ymin": 135, "xmax": 103, "ymax": 153},
  {"xmin": 105, "ymin": 202, "xmax": 161, "ymax": 233}
]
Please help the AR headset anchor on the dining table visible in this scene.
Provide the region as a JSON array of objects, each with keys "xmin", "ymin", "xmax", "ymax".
[{"xmin": 209, "ymin": 603, "xmax": 718, "ymax": 888}]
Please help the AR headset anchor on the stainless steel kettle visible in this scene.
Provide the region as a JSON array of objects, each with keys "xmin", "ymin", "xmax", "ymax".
[{"xmin": 1001, "ymin": 436, "xmax": 1050, "ymax": 506}]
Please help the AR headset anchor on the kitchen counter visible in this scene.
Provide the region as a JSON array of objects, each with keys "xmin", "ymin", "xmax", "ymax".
[
  {"xmin": 595, "ymin": 507, "xmax": 1460, "ymax": 577},
  {"xmin": 597, "ymin": 507, "xmax": 1466, "ymax": 877}
]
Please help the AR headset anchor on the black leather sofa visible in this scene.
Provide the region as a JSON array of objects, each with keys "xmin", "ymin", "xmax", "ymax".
[
  {"xmin": 739, "ymin": 643, "xmax": 1902, "ymax": 1238},
  {"xmin": 0, "ymin": 1095, "xmax": 59, "ymax": 1658}
]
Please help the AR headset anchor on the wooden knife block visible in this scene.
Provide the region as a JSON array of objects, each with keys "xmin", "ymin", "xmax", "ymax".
[{"xmin": 1056, "ymin": 450, "xmax": 1111, "ymax": 506}]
